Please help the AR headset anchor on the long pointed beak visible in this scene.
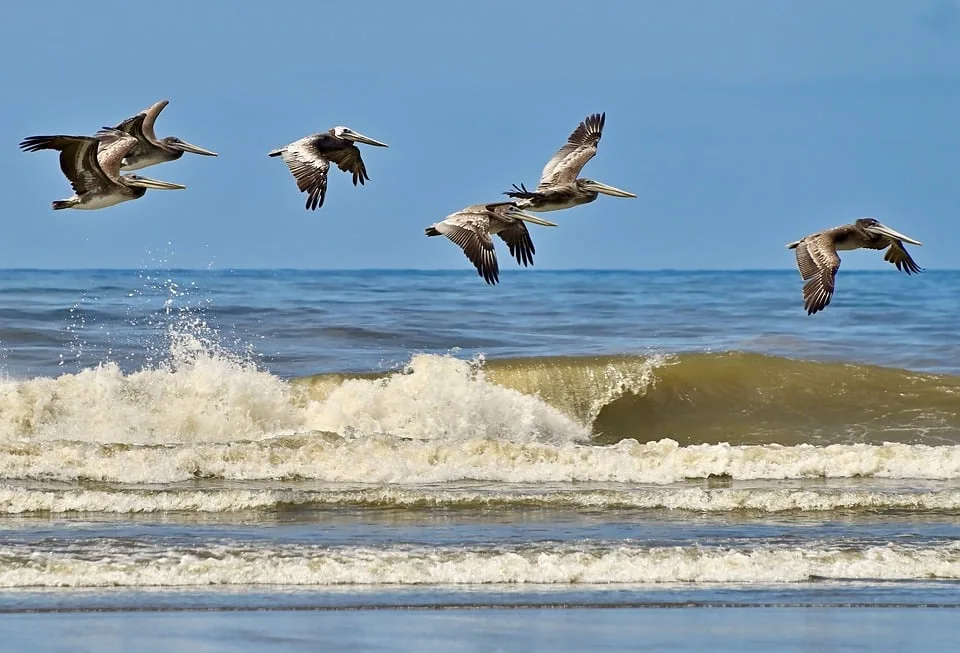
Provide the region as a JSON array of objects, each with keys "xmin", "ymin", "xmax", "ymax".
[
  {"xmin": 346, "ymin": 131, "xmax": 389, "ymax": 147},
  {"xmin": 865, "ymin": 223, "xmax": 922, "ymax": 245},
  {"xmin": 581, "ymin": 180, "xmax": 637, "ymax": 198},
  {"xmin": 124, "ymin": 175, "xmax": 187, "ymax": 190},
  {"xmin": 175, "ymin": 140, "xmax": 218, "ymax": 156},
  {"xmin": 510, "ymin": 209, "xmax": 558, "ymax": 227}
]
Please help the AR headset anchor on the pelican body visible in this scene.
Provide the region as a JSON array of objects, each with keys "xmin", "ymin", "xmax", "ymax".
[
  {"xmin": 19, "ymin": 131, "xmax": 186, "ymax": 210},
  {"xmin": 786, "ymin": 217, "xmax": 923, "ymax": 315},
  {"xmin": 504, "ymin": 112, "xmax": 636, "ymax": 212},
  {"xmin": 96, "ymin": 100, "xmax": 218, "ymax": 171},
  {"xmin": 425, "ymin": 202, "xmax": 557, "ymax": 285},
  {"xmin": 269, "ymin": 126, "xmax": 388, "ymax": 210}
]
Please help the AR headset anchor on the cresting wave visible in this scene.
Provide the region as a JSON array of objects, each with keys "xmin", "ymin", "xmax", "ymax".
[
  {"xmin": 2, "ymin": 345, "xmax": 959, "ymax": 485},
  {"xmin": 299, "ymin": 351, "xmax": 960, "ymax": 446},
  {"xmin": 5, "ymin": 341, "xmax": 959, "ymax": 447},
  {"xmin": 2, "ymin": 540, "xmax": 958, "ymax": 588}
]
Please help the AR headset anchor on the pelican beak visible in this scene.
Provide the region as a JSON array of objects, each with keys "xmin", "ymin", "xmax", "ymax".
[
  {"xmin": 173, "ymin": 139, "xmax": 218, "ymax": 156},
  {"xmin": 864, "ymin": 222, "xmax": 922, "ymax": 245},
  {"xmin": 510, "ymin": 209, "xmax": 558, "ymax": 227},
  {"xmin": 123, "ymin": 175, "xmax": 187, "ymax": 190},
  {"xmin": 580, "ymin": 180, "xmax": 637, "ymax": 198},
  {"xmin": 344, "ymin": 130, "xmax": 389, "ymax": 147}
]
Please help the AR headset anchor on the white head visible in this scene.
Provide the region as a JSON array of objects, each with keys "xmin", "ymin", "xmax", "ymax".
[{"xmin": 331, "ymin": 126, "xmax": 389, "ymax": 147}]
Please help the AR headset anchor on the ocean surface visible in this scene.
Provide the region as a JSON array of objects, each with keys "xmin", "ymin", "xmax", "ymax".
[{"xmin": 0, "ymin": 268, "xmax": 958, "ymax": 649}]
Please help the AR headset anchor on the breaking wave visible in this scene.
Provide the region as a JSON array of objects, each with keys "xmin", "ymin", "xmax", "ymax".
[
  {"xmin": 2, "ymin": 540, "xmax": 958, "ymax": 588},
  {"xmin": 2, "ymin": 341, "xmax": 958, "ymax": 487}
]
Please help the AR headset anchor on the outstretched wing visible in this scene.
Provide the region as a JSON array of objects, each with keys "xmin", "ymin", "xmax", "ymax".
[
  {"xmin": 326, "ymin": 145, "xmax": 370, "ymax": 186},
  {"xmin": 883, "ymin": 241, "xmax": 923, "ymax": 275},
  {"xmin": 793, "ymin": 234, "xmax": 841, "ymax": 315},
  {"xmin": 430, "ymin": 210, "xmax": 499, "ymax": 284},
  {"xmin": 272, "ymin": 141, "xmax": 331, "ymax": 210},
  {"xmin": 96, "ymin": 99, "xmax": 168, "ymax": 147},
  {"xmin": 538, "ymin": 112, "xmax": 605, "ymax": 188},
  {"xmin": 496, "ymin": 221, "xmax": 535, "ymax": 268},
  {"xmin": 19, "ymin": 135, "xmax": 111, "ymax": 196}
]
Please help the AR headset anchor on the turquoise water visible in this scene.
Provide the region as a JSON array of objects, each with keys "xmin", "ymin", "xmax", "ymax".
[{"xmin": 0, "ymin": 269, "xmax": 957, "ymax": 649}]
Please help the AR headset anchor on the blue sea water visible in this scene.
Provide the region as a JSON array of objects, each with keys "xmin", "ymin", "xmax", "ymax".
[{"xmin": 0, "ymin": 269, "xmax": 957, "ymax": 650}]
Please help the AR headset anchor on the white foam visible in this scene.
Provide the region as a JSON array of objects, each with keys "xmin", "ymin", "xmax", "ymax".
[
  {"xmin": 1, "ymin": 349, "xmax": 958, "ymax": 485},
  {"xmin": 1, "ymin": 541, "xmax": 957, "ymax": 588},
  {"xmin": 304, "ymin": 354, "xmax": 589, "ymax": 444},
  {"xmin": 0, "ymin": 352, "xmax": 587, "ymax": 446},
  {"xmin": 0, "ymin": 437, "xmax": 957, "ymax": 485},
  {"xmin": 0, "ymin": 335, "xmax": 302, "ymax": 444},
  {"xmin": 3, "ymin": 485, "xmax": 960, "ymax": 514}
]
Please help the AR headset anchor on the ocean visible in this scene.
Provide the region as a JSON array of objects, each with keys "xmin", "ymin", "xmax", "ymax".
[{"xmin": 0, "ymin": 268, "xmax": 957, "ymax": 650}]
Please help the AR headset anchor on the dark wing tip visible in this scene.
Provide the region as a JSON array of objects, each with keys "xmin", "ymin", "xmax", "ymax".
[
  {"xmin": 583, "ymin": 112, "xmax": 605, "ymax": 139},
  {"xmin": 19, "ymin": 135, "xmax": 51, "ymax": 152},
  {"xmin": 801, "ymin": 277, "xmax": 833, "ymax": 315},
  {"xmin": 884, "ymin": 244, "xmax": 924, "ymax": 275},
  {"xmin": 503, "ymin": 182, "xmax": 534, "ymax": 199},
  {"xmin": 563, "ymin": 112, "xmax": 606, "ymax": 148}
]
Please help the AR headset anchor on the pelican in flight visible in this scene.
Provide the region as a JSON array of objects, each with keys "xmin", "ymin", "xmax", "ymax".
[
  {"xmin": 19, "ymin": 130, "xmax": 186, "ymax": 210},
  {"xmin": 504, "ymin": 112, "xmax": 636, "ymax": 212},
  {"xmin": 787, "ymin": 217, "xmax": 923, "ymax": 315},
  {"xmin": 95, "ymin": 99, "xmax": 218, "ymax": 170},
  {"xmin": 425, "ymin": 202, "xmax": 557, "ymax": 285},
  {"xmin": 268, "ymin": 126, "xmax": 388, "ymax": 210}
]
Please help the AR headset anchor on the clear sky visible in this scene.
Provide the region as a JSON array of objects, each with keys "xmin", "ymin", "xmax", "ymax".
[{"xmin": 1, "ymin": 0, "xmax": 958, "ymax": 270}]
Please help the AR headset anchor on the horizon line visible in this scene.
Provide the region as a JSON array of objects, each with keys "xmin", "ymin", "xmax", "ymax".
[{"xmin": 0, "ymin": 267, "xmax": 956, "ymax": 273}]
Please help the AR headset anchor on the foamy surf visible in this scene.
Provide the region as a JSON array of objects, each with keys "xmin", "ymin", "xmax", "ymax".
[
  {"xmin": 2, "ymin": 484, "xmax": 960, "ymax": 514},
  {"xmin": 0, "ymin": 350, "xmax": 588, "ymax": 445},
  {"xmin": 2, "ymin": 345, "xmax": 959, "ymax": 488},
  {"xmin": 0, "ymin": 437, "xmax": 957, "ymax": 484},
  {"xmin": 2, "ymin": 540, "xmax": 958, "ymax": 588}
]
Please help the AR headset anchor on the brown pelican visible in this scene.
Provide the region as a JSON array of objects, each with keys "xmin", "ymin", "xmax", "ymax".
[
  {"xmin": 95, "ymin": 99, "xmax": 218, "ymax": 170},
  {"xmin": 786, "ymin": 217, "xmax": 923, "ymax": 315},
  {"xmin": 425, "ymin": 202, "xmax": 557, "ymax": 285},
  {"xmin": 19, "ymin": 130, "xmax": 186, "ymax": 210},
  {"xmin": 504, "ymin": 112, "xmax": 636, "ymax": 212},
  {"xmin": 268, "ymin": 127, "xmax": 388, "ymax": 210}
]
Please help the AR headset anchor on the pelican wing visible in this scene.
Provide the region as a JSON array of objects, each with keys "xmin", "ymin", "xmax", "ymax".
[
  {"xmin": 96, "ymin": 135, "xmax": 138, "ymax": 185},
  {"xmin": 273, "ymin": 141, "xmax": 331, "ymax": 210},
  {"xmin": 19, "ymin": 135, "xmax": 113, "ymax": 196},
  {"xmin": 97, "ymin": 100, "xmax": 168, "ymax": 146},
  {"xmin": 883, "ymin": 242, "xmax": 923, "ymax": 275},
  {"xmin": 432, "ymin": 212, "xmax": 499, "ymax": 284},
  {"xmin": 538, "ymin": 112, "xmax": 606, "ymax": 188},
  {"xmin": 496, "ymin": 221, "xmax": 535, "ymax": 267},
  {"xmin": 326, "ymin": 145, "xmax": 370, "ymax": 186},
  {"xmin": 793, "ymin": 234, "xmax": 840, "ymax": 315}
]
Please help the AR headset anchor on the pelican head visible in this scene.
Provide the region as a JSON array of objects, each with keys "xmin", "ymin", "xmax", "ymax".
[
  {"xmin": 576, "ymin": 179, "xmax": 637, "ymax": 198},
  {"xmin": 122, "ymin": 175, "xmax": 187, "ymax": 190},
  {"xmin": 505, "ymin": 205, "xmax": 558, "ymax": 227},
  {"xmin": 160, "ymin": 136, "xmax": 218, "ymax": 157},
  {"xmin": 856, "ymin": 218, "xmax": 922, "ymax": 245},
  {"xmin": 331, "ymin": 126, "xmax": 389, "ymax": 147}
]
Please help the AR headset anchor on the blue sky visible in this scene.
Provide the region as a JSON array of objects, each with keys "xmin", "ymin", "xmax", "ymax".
[{"xmin": 1, "ymin": 0, "xmax": 958, "ymax": 270}]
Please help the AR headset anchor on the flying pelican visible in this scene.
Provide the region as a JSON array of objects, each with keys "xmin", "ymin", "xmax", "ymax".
[
  {"xmin": 19, "ymin": 130, "xmax": 186, "ymax": 210},
  {"xmin": 425, "ymin": 202, "xmax": 557, "ymax": 285},
  {"xmin": 504, "ymin": 112, "xmax": 636, "ymax": 212},
  {"xmin": 95, "ymin": 99, "xmax": 218, "ymax": 170},
  {"xmin": 268, "ymin": 127, "xmax": 388, "ymax": 210},
  {"xmin": 786, "ymin": 217, "xmax": 923, "ymax": 315}
]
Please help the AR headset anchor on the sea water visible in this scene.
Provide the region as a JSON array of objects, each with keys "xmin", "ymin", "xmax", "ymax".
[{"xmin": 0, "ymin": 269, "xmax": 957, "ymax": 650}]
